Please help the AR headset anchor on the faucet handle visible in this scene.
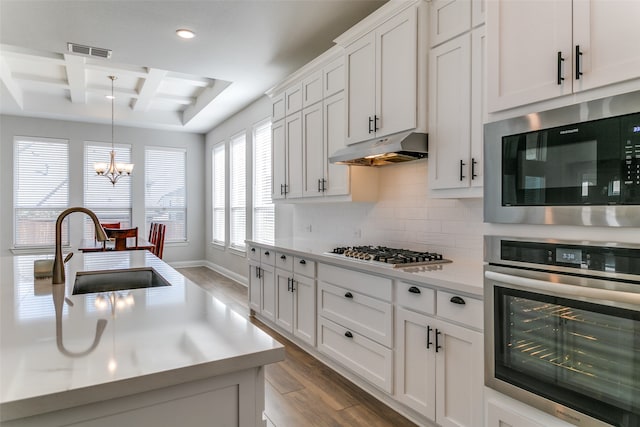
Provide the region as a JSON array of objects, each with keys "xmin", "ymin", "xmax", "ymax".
[{"xmin": 64, "ymin": 252, "xmax": 73, "ymax": 263}]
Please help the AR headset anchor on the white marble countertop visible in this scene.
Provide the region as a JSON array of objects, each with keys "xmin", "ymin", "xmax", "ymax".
[
  {"xmin": 0, "ymin": 251, "xmax": 284, "ymax": 422},
  {"xmin": 247, "ymin": 240, "xmax": 485, "ymax": 297}
]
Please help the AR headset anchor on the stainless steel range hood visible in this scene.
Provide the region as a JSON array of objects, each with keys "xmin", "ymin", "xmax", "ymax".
[{"xmin": 329, "ymin": 131, "xmax": 428, "ymax": 166}]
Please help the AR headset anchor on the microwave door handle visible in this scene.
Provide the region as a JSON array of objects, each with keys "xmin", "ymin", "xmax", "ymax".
[{"xmin": 485, "ymin": 270, "xmax": 640, "ymax": 306}]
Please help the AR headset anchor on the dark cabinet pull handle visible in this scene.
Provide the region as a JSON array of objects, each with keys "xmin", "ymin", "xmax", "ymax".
[
  {"xmin": 287, "ymin": 277, "xmax": 292, "ymax": 292},
  {"xmin": 459, "ymin": 159, "xmax": 466, "ymax": 181},
  {"xmin": 368, "ymin": 116, "xmax": 374, "ymax": 133},
  {"xmin": 471, "ymin": 158, "xmax": 478, "ymax": 180},
  {"xmin": 280, "ymin": 254, "xmax": 286, "ymax": 260},
  {"xmin": 408, "ymin": 286, "xmax": 421, "ymax": 294},
  {"xmin": 280, "ymin": 184, "xmax": 284, "ymax": 195},
  {"xmin": 264, "ymin": 251, "xmax": 270, "ymax": 256},
  {"xmin": 322, "ymin": 178, "xmax": 327, "ymax": 192},
  {"xmin": 435, "ymin": 329, "xmax": 442, "ymax": 353},
  {"xmin": 299, "ymin": 259, "xmax": 306, "ymax": 265},
  {"xmin": 374, "ymin": 115, "xmax": 379, "ymax": 132},
  {"xmin": 344, "ymin": 292, "xmax": 353, "ymax": 299},
  {"xmin": 557, "ymin": 51, "xmax": 565, "ymax": 85},
  {"xmin": 345, "ymin": 331, "xmax": 353, "ymax": 338},
  {"xmin": 318, "ymin": 178, "xmax": 322, "ymax": 192},
  {"xmin": 426, "ymin": 325, "xmax": 433, "ymax": 349},
  {"xmin": 251, "ymin": 247, "xmax": 256, "ymax": 252},
  {"xmin": 450, "ymin": 296, "xmax": 466, "ymax": 305},
  {"xmin": 575, "ymin": 45, "xmax": 583, "ymax": 80}
]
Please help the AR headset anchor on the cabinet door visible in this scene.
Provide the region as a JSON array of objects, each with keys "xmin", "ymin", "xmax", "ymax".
[
  {"xmin": 293, "ymin": 274, "xmax": 316, "ymax": 346},
  {"xmin": 271, "ymin": 92, "xmax": 285, "ymax": 122},
  {"xmin": 434, "ymin": 319, "xmax": 483, "ymax": 427},
  {"xmin": 302, "ymin": 102, "xmax": 325, "ymax": 197},
  {"xmin": 323, "ymin": 57, "xmax": 345, "ymax": 98},
  {"xmin": 323, "ymin": 92, "xmax": 349, "ymax": 197},
  {"xmin": 486, "ymin": 0, "xmax": 572, "ymax": 112},
  {"xmin": 345, "ymin": 33, "xmax": 376, "ymax": 145},
  {"xmin": 285, "ymin": 83, "xmax": 303, "ymax": 115},
  {"xmin": 285, "ymin": 112, "xmax": 303, "ymax": 198},
  {"xmin": 376, "ymin": 7, "xmax": 417, "ymax": 137},
  {"xmin": 573, "ymin": 0, "xmax": 640, "ymax": 93},
  {"xmin": 302, "ymin": 70, "xmax": 323, "ymax": 108},
  {"xmin": 261, "ymin": 265, "xmax": 276, "ymax": 322},
  {"xmin": 429, "ymin": 33, "xmax": 472, "ymax": 190},
  {"xmin": 430, "ymin": 0, "xmax": 472, "ymax": 47},
  {"xmin": 271, "ymin": 119, "xmax": 287, "ymax": 200},
  {"xmin": 395, "ymin": 308, "xmax": 436, "ymax": 420},
  {"xmin": 248, "ymin": 263, "xmax": 261, "ymax": 312},
  {"xmin": 275, "ymin": 269, "xmax": 294, "ymax": 333},
  {"xmin": 470, "ymin": 26, "xmax": 485, "ymax": 189}
]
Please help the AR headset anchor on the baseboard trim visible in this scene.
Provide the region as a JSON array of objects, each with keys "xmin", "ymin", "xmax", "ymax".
[{"xmin": 201, "ymin": 260, "xmax": 248, "ymax": 287}]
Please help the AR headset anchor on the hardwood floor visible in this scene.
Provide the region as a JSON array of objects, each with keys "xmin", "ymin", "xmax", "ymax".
[{"xmin": 177, "ymin": 266, "xmax": 418, "ymax": 427}]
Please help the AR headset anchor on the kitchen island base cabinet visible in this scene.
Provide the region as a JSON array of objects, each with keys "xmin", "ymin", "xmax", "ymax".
[{"xmin": 2, "ymin": 367, "xmax": 267, "ymax": 427}]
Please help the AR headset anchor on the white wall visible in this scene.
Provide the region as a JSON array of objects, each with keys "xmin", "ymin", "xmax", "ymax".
[
  {"xmin": 289, "ymin": 159, "xmax": 484, "ymax": 262},
  {"xmin": 0, "ymin": 115, "xmax": 206, "ymax": 263}
]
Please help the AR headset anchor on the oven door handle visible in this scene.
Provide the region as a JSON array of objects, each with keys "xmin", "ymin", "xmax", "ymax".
[{"xmin": 485, "ymin": 270, "xmax": 640, "ymax": 306}]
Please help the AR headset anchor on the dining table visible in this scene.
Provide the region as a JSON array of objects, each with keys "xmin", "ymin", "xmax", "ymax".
[{"xmin": 78, "ymin": 237, "xmax": 154, "ymax": 253}]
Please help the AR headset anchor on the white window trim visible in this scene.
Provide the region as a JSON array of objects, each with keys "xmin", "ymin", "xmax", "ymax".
[
  {"xmin": 211, "ymin": 141, "xmax": 226, "ymax": 246},
  {"xmin": 229, "ymin": 131, "xmax": 247, "ymax": 252},
  {"xmin": 251, "ymin": 117, "xmax": 274, "ymax": 245}
]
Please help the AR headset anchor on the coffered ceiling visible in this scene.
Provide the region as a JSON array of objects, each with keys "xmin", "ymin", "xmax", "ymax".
[{"xmin": 0, "ymin": 0, "xmax": 387, "ymax": 133}]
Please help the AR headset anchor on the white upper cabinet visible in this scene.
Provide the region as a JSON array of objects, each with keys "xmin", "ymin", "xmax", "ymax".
[
  {"xmin": 322, "ymin": 57, "xmax": 345, "ymax": 98},
  {"xmin": 285, "ymin": 83, "xmax": 303, "ymax": 115},
  {"xmin": 301, "ymin": 70, "xmax": 323, "ymax": 108},
  {"xmin": 487, "ymin": 0, "xmax": 640, "ymax": 113},
  {"xmin": 430, "ymin": 0, "xmax": 471, "ymax": 47},
  {"xmin": 271, "ymin": 119, "xmax": 286, "ymax": 201},
  {"xmin": 271, "ymin": 92, "xmax": 285, "ymax": 122},
  {"xmin": 323, "ymin": 93, "xmax": 350, "ymax": 197},
  {"xmin": 302, "ymin": 102, "xmax": 325, "ymax": 197},
  {"xmin": 344, "ymin": 6, "xmax": 419, "ymax": 145}
]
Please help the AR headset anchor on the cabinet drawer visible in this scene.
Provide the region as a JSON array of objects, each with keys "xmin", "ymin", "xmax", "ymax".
[
  {"xmin": 396, "ymin": 282, "xmax": 435, "ymax": 316},
  {"xmin": 247, "ymin": 245, "xmax": 261, "ymax": 262},
  {"xmin": 275, "ymin": 252, "xmax": 294, "ymax": 271},
  {"xmin": 318, "ymin": 264, "xmax": 392, "ymax": 302},
  {"xmin": 436, "ymin": 291, "xmax": 482, "ymax": 330},
  {"xmin": 318, "ymin": 316, "xmax": 393, "ymax": 393},
  {"xmin": 293, "ymin": 256, "xmax": 316, "ymax": 277},
  {"xmin": 260, "ymin": 248, "xmax": 275, "ymax": 266},
  {"xmin": 318, "ymin": 281, "xmax": 392, "ymax": 347}
]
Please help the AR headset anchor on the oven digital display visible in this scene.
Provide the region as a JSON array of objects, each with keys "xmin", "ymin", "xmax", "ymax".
[{"xmin": 556, "ymin": 247, "xmax": 582, "ymax": 264}]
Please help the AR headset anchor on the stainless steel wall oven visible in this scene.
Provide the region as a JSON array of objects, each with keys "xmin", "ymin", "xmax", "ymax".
[
  {"xmin": 484, "ymin": 91, "xmax": 640, "ymax": 226},
  {"xmin": 485, "ymin": 236, "xmax": 640, "ymax": 427}
]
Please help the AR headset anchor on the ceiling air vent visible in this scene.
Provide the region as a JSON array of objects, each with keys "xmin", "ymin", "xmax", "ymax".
[{"xmin": 67, "ymin": 43, "xmax": 112, "ymax": 59}]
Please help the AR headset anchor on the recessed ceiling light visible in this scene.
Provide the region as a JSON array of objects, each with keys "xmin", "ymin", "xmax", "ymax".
[{"xmin": 176, "ymin": 29, "xmax": 195, "ymax": 39}]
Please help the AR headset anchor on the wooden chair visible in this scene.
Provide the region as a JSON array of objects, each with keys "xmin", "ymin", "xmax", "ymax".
[
  {"xmin": 97, "ymin": 222, "xmax": 120, "ymax": 249},
  {"xmin": 106, "ymin": 227, "xmax": 138, "ymax": 251},
  {"xmin": 148, "ymin": 223, "xmax": 166, "ymax": 259}
]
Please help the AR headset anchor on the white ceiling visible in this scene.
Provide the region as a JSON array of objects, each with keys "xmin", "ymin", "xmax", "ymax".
[{"xmin": 0, "ymin": 0, "xmax": 387, "ymax": 134}]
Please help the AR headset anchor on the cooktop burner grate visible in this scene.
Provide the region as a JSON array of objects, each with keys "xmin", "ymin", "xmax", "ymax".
[{"xmin": 328, "ymin": 245, "xmax": 452, "ymax": 267}]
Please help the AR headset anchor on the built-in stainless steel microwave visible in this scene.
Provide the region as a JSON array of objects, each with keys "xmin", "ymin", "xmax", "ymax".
[{"xmin": 484, "ymin": 91, "xmax": 640, "ymax": 226}]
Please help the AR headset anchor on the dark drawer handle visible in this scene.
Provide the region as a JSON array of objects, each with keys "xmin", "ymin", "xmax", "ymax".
[
  {"xmin": 345, "ymin": 331, "xmax": 353, "ymax": 338},
  {"xmin": 299, "ymin": 259, "xmax": 306, "ymax": 265},
  {"xmin": 408, "ymin": 286, "xmax": 421, "ymax": 294},
  {"xmin": 450, "ymin": 296, "xmax": 466, "ymax": 305},
  {"xmin": 251, "ymin": 248, "xmax": 256, "ymax": 252},
  {"xmin": 280, "ymin": 254, "xmax": 286, "ymax": 260},
  {"xmin": 264, "ymin": 251, "xmax": 270, "ymax": 256},
  {"xmin": 344, "ymin": 292, "xmax": 353, "ymax": 299}
]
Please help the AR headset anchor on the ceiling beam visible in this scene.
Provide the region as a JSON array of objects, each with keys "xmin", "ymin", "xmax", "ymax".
[
  {"xmin": 182, "ymin": 79, "xmax": 232, "ymax": 124},
  {"xmin": 63, "ymin": 54, "xmax": 87, "ymax": 104},
  {"xmin": 0, "ymin": 56, "xmax": 24, "ymax": 109},
  {"xmin": 132, "ymin": 68, "xmax": 167, "ymax": 112}
]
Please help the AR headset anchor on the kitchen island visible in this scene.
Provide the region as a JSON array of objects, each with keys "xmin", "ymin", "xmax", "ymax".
[{"xmin": 0, "ymin": 251, "xmax": 284, "ymax": 427}]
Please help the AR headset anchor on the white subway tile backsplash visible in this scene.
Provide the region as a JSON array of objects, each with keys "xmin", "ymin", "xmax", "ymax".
[{"xmin": 287, "ymin": 162, "xmax": 484, "ymax": 261}]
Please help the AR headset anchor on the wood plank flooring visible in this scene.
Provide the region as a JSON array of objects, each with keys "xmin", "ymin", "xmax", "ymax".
[{"xmin": 177, "ymin": 266, "xmax": 418, "ymax": 427}]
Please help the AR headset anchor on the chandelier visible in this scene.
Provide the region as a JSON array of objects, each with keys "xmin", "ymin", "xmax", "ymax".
[{"xmin": 94, "ymin": 75, "xmax": 134, "ymax": 185}]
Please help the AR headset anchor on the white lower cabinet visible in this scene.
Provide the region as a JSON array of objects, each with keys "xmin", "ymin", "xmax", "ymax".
[
  {"xmin": 395, "ymin": 306, "xmax": 483, "ymax": 427},
  {"xmin": 260, "ymin": 264, "xmax": 275, "ymax": 322},
  {"xmin": 274, "ymin": 262, "xmax": 316, "ymax": 346},
  {"xmin": 248, "ymin": 261, "xmax": 261, "ymax": 313},
  {"xmin": 318, "ymin": 316, "xmax": 393, "ymax": 393}
]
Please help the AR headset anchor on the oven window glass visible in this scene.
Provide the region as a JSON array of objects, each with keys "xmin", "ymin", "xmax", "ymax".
[
  {"xmin": 494, "ymin": 286, "xmax": 640, "ymax": 426},
  {"xmin": 501, "ymin": 116, "xmax": 621, "ymax": 206}
]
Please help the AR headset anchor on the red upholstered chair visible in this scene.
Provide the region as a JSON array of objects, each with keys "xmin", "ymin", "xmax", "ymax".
[{"xmin": 148, "ymin": 223, "xmax": 166, "ymax": 259}]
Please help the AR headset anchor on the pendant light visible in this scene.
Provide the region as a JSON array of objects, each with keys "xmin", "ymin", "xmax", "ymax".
[{"xmin": 94, "ymin": 75, "xmax": 134, "ymax": 185}]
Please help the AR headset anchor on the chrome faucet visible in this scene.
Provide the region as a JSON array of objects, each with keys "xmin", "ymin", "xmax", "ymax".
[{"xmin": 52, "ymin": 207, "xmax": 109, "ymax": 284}]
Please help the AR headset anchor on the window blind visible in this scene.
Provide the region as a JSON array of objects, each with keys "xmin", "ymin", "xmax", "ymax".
[
  {"xmin": 253, "ymin": 120, "xmax": 274, "ymax": 244},
  {"xmin": 212, "ymin": 143, "xmax": 226, "ymax": 244},
  {"xmin": 83, "ymin": 141, "xmax": 132, "ymax": 238},
  {"xmin": 14, "ymin": 137, "xmax": 69, "ymax": 247},
  {"xmin": 229, "ymin": 133, "xmax": 246, "ymax": 250},
  {"xmin": 145, "ymin": 147, "xmax": 187, "ymax": 242}
]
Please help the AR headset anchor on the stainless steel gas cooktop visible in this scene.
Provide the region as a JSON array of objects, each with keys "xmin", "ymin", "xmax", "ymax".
[{"xmin": 325, "ymin": 245, "xmax": 452, "ymax": 268}]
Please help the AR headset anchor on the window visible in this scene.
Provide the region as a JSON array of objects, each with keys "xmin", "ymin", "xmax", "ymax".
[
  {"xmin": 253, "ymin": 120, "xmax": 274, "ymax": 244},
  {"xmin": 145, "ymin": 147, "xmax": 186, "ymax": 242},
  {"xmin": 14, "ymin": 137, "xmax": 69, "ymax": 247},
  {"xmin": 212, "ymin": 143, "xmax": 226, "ymax": 244},
  {"xmin": 83, "ymin": 142, "xmax": 132, "ymax": 238},
  {"xmin": 229, "ymin": 133, "xmax": 246, "ymax": 250}
]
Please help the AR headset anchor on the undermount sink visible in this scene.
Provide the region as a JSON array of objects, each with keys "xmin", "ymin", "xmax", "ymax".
[{"xmin": 72, "ymin": 268, "xmax": 171, "ymax": 295}]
